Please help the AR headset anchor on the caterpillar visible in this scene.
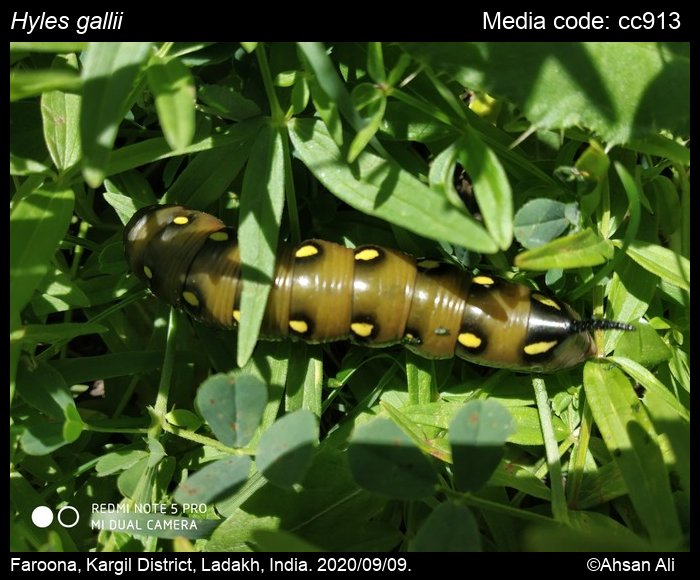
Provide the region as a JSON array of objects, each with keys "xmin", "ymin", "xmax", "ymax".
[{"xmin": 124, "ymin": 204, "xmax": 632, "ymax": 373}]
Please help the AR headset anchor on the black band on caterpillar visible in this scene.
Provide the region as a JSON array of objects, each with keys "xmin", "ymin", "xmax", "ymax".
[{"xmin": 124, "ymin": 204, "xmax": 634, "ymax": 373}]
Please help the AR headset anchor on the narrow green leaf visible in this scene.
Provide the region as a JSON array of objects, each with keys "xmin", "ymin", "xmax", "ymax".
[
  {"xmin": 49, "ymin": 351, "xmax": 176, "ymax": 384},
  {"xmin": 297, "ymin": 42, "xmax": 360, "ymax": 130},
  {"xmin": 348, "ymin": 95, "xmax": 386, "ymax": 163},
  {"xmin": 105, "ymin": 117, "xmax": 263, "ymax": 178},
  {"xmin": 195, "ymin": 374, "xmax": 268, "ymax": 448},
  {"xmin": 514, "ymin": 228, "xmax": 613, "ymax": 270},
  {"xmin": 174, "ymin": 456, "xmax": 252, "ymax": 504},
  {"xmin": 18, "ymin": 322, "xmax": 106, "ymax": 345},
  {"xmin": 456, "ymin": 132, "xmax": 513, "ymax": 250},
  {"xmin": 256, "ymin": 410, "xmax": 318, "ymax": 488},
  {"xmin": 348, "ymin": 418, "xmax": 438, "ymax": 500},
  {"xmin": 584, "ymin": 362, "xmax": 682, "ymax": 546},
  {"xmin": 514, "ymin": 199, "xmax": 571, "ymax": 249},
  {"xmin": 147, "ymin": 56, "xmax": 196, "ymax": 150},
  {"xmin": 41, "ymin": 54, "xmax": 81, "ymax": 171},
  {"xmin": 10, "ymin": 185, "xmax": 75, "ymax": 316},
  {"xmin": 10, "ymin": 69, "xmax": 82, "ymax": 102},
  {"xmin": 237, "ymin": 125, "xmax": 286, "ymax": 367},
  {"xmin": 614, "ymin": 322, "xmax": 672, "ymax": 367},
  {"xmin": 290, "ymin": 118, "xmax": 497, "ymax": 252},
  {"xmin": 366, "ymin": 42, "xmax": 386, "ymax": 83},
  {"xmin": 410, "ymin": 502, "xmax": 481, "ymax": 552},
  {"xmin": 507, "ymin": 406, "xmax": 570, "ymax": 446},
  {"xmin": 449, "ymin": 400, "xmax": 514, "ymax": 492},
  {"xmin": 81, "ymin": 42, "xmax": 152, "ymax": 187},
  {"xmin": 165, "ymin": 140, "xmax": 255, "ymax": 208},
  {"xmin": 199, "ymin": 84, "xmax": 261, "ymax": 121},
  {"xmin": 9, "ymin": 153, "xmax": 50, "ymax": 176},
  {"xmin": 624, "ymin": 241, "xmax": 689, "ymax": 291},
  {"xmin": 610, "ymin": 356, "xmax": 689, "ymax": 423}
]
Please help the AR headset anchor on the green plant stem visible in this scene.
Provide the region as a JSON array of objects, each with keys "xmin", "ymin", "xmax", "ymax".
[
  {"xmin": 532, "ymin": 376, "xmax": 570, "ymax": 524},
  {"xmin": 161, "ymin": 422, "xmax": 252, "ymax": 455},
  {"xmin": 566, "ymin": 398, "xmax": 594, "ymax": 508},
  {"xmin": 256, "ymin": 45, "xmax": 283, "ymax": 123},
  {"xmin": 152, "ymin": 307, "xmax": 178, "ymax": 430}
]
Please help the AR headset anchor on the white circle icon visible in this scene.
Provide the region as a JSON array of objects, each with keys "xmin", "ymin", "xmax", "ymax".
[
  {"xmin": 57, "ymin": 506, "xmax": 80, "ymax": 528},
  {"xmin": 31, "ymin": 506, "xmax": 54, "ymax": 528}
]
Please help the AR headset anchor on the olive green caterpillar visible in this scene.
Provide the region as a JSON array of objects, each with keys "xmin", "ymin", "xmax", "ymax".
[{"xmin": 124, "ymin": 205, "xmax": 632, "ymax": 373}]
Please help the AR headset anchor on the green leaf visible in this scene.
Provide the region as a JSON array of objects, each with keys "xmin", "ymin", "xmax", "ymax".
[
  {"xmin": 41, "ymin": 55, "xmax": 81, "ymax": 171},
  {"xmin": 199, "ymin": 84, "xmax": 261, "ymax": 121},
  {"xmin": 16, "ymin": 359, "xmax": 76, "ymax": 420},
  {"xmin": 18, "ymin": 322, "xmax": 106, "ymax": 345},
  {"xmin": 50, "ymin": 351, "xmax": 178, "ymax": 384},
  {"xmin": 347, "ymin": 418, "xmax": 438, "ymax": 500},
  {"xmin": 174, "ymin": 456, "xmax": 252, "ymax": 504},
  {"xmin": 401, "ymin": 42, "xmax": 689, "ymax": 144},
  {"xmin": 507, "ymin": 406, "xmax": 570, "ymax": 446},
  {"xmin": 514, "ymin": 228, "xmax": 613, "ymax": 270},
  {"xmin": 514, "ymin": 199, "xmax": 571, "ymax": 249},
  {"xmin": 250, "ymin": 530, "xmax": 321, "ymax": 552},
  {"xmin": 409, "ymin": 502, "xmax": 481, "ymax": 552},
  {"xmin": 456, "ymin": 131, "xmax": 513, "ymax": 250},
  {"xmin": 20, "ymin": 420, "xmax": 72, "ymax": 456},
  {"xmin": 146, "ymin": 56, "xmax": 196, "ymax": 150},
  {"xmin": 95, "ymin": 449, "xmax": 149, "ymax": 476},
  {"xmin": 210, "ymin": 448, "xmax": 399, "ymax": 551},
  {"xmin": 166, "ymin": 409, "xmax": 204, "ymax": 431},
  {"xmin": 256, "ymin": 410, "xmax": 318, "ymax": 488},
  {"xmin": 623, "ymin": 241, "xmax": 689, "ymax": 291},
  {"xmin": 10, "ymin": 69, "xmax": 82, "ymax": 102},
  {"xmin": 195, "ymin": 374, "xmax": 268, "ymax": 448},
  {"xmin": 164, "ymin": 138, "xmax": 255, "ymax": 208},
  {"xmin": 81, "ymin": 42, "xmax": 152, "ymax": 187},
  {"xmin": 584, "ymin": 362, "xmax": 682, "ymax": 547},
  {"xmin": 449, "ymin": 401, "xmax": 514, "ymax": 492},
  {"xmin": 237, "ymin": 125, "xmax": 286, "ymax": 367},
  {"xmin": 290, "ymin": 118, "xmax": 497, "ymax": 253},
  {"xmin": 611, "ymin": 356, "xmax": 688, "ymax": 423},
  {"xmin": 613, "ymin": 322, "xmax": 672, "ymax": 367},
  {"xmin": 10, "ymin": 185, "xmax": 75, "ymax": 316}
]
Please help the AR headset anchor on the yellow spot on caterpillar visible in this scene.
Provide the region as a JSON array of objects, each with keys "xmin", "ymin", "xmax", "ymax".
[
  {"xmin": 289, "ymin": 319, "xmax": 309, "ymax": 334},
  {"xmin": 351, "ymin": 322, "xmax": 374, "ymax": 337},
  {"xmin": 295, "ymin": 245, "xmax": 319, "ymax": 258},
  {"xmin": 143, "ymin": 265, "xmax": 153, "ymax": 279},
  {"xmin": 473, "ymin": 275, "xmax": 495, "ymax": 286},
  {"xmin": 209, "ymin": 231, "xmax": 229, "ymax": 242},
  {"xmin": 232, "ymin": 310, "xmax": 241, "ymax": 322},
  {"xmin": 183, "ymin": 291, "xmax": 199, "ymax": 307},
  {"xmin": 524, "ymin": 340, "xmax": 558, "ymax": 355},
  {"xmin": 458, "ymin": 332, "xmax": 482, "ymax": 349},
  {"xmin": 533, "ymin": 293, "xmax": 561, "ymax": 310},
  {"xmin": 417, "ymin": 259, "xmax": 441, "ymax": 269},
  {"xmin": 355, "ymin": 248, "xmax": 380, "ymax": 261},
  {"xmin": 173, "ymin": 215, "xmax": 189, "ymax": 225}
]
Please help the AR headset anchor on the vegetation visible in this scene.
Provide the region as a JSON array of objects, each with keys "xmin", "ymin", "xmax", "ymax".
[{"xmin": 10, "ymin": 42, "xmax": 689, "ymax": 552}]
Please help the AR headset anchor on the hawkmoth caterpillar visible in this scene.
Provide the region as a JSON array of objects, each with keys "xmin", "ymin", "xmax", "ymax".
[{"xmin": 124, "ymin": 204, "xmax": 632, "ymax": 373}]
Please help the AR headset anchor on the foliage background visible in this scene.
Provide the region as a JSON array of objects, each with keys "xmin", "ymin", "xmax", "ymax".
[{"xmin": 10, "ymin": 42, "xmax": 689, "ymax": 552}]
